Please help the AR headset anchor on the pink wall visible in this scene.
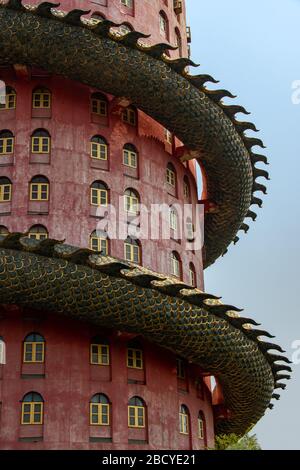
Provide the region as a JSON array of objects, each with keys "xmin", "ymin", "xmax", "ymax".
[
  {"xmin": 0, "ymin": 71, "xmax": 204, "ymax": 288},
  {"xmin": 0, "ymin": 306, "xmax": 215, "ymax": 450}
]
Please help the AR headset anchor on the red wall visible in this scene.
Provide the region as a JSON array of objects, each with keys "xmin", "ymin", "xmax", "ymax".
[
  {"xmin": 0, "ymin": 306, "xmax": 215, "ymax": 450},
  {"xmin": 24, "ymin": 0, "xmax": 189, "ymax": 59}
]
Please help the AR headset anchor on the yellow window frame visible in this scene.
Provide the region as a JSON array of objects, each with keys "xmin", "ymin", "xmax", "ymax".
[
  {"xmin": 0, "ymin": 137, "xmax": 14, "ymax": 155},
  {"xmin": 21, "ymin": 402, "xmax": 43, "ymax": 425},
  {"xmin": 171, "ymin": 256, "xmax": 180, "ymax": 278},
  {"xmin": 90, "ymin": 403, "xmax": 110, "ymax": 426},
  {"xmin": 30, "ymin": 183, "xmax": 49, "ymax": 201},
  {"xmin": 90, "ymin": 188, "xmax": 108, "ymax": 207},
  {"xmin": 32, "ymin": 92, "xmax": 51, "ymax": 109},
  {"xmin": 31, "ymin": 136, "xmax": 50, "ymax": 154},
  {"xmin": 128, "ymin": 405, "xmax": 145, "ymax": 428},
  {"xmin": 91, "ymin": 141, "xmax": 108, "ymax": 160},
  {"xmin": 90, "ymin": 343, "xmax": 110, "ymax": 365},
  {"xmin": 189, "ymin": 268, "xmax": 196, "ymax": 287},
  {"xmin": 124, "ymin": 243, "xmax": 140, "ymax": 263},
  {"xmin": 122, "ymin": 108, "xmax": 136, "ymax": 126},
  {"xmin": 179, "ymin": 412, "xmax": 189, "ymax": 435},
  {"xmin": 90, "ymin": 236, "xmax": 108, "ymax": 254},
  {"xmin": 166, "ymin": 168, "xmax": 176, "ymax": 187},
  {"xmin": 91, "ymin": 98, "xmax": 107, "ymax": 116},
  {"xmin": 0, "ymin": 184, "xmax": 12, "ymax": 202},
  {"xmin": 123, "ymin": 149, "xmax": 137, "ymax": 168},
  {"xmin": 127, "ymin": 348, "xmax": 143, "ymax": 369},
  {"xmin": 124, "ymin": 194, "xmax": 139, "ymax": 214},
  {"xmin": 28, "ymin": 231, "xmax": 48, "ymax": 241},
  {"xmin": 23, "ymin": 341, "xmax": 45, "ymax": 363},
  {"xmin": 198, "ymin": 417, "xmax": 204, "ymax": 439},
  {"xmin": 0, "ymin": 93, "xmax": 16, "ymax": 110}
]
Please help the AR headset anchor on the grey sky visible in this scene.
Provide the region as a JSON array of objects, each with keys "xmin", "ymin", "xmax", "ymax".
[{"xmin": 187, "ymin": 0, "xmax": 300, "ymax": 450}]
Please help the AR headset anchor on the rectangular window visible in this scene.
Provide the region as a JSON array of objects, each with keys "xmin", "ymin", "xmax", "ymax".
[
  {"xmin": 189, "ymin": 269, "xmax": 196, "ymax": 287},
  {"xmin": 124, "ymin": 195, "xmax": 139, "ymax": 214},
  {"xmin": 0, "ymin": 93, "xmax": 16, "ymax": 110},
  {"xmin": 127, "ymin": 348, "xmax": 143, "ymax": 369},
  {"xmin": 123, "ymin": 150, "xmax": 137, "ymax": 168},
  {"xmin": 91, "ymin": 142, "xmax": 108, "ymax": 160},
  {"xmin": 33, "ymin": 93, "xmax": 51, "ymax": 109},
  {"xmin": 121, "ymin": 0, "xmax": 133, "ymax": 7},
  {"xmin": 198, "ymin": 418, "xmax": 204, "ymax": 439},
  {"xmin": 90, "ymin": 237, "xmax": 108, "ymax": 255},
  {"xmin": 176, "ymin": 358, "xmax": 185, "ymax": 379},
  {"xmin": 30, "ymin": 183, "xmax": 49, "ymax": 201},
  {"xmin": 124, "ymin": 243, "xmax": 140, "ymax": 263},
  {"xmin": 23, "ymin": 342, "xmax": 45, "ymax": 363},
  {"xmin": 171, "ymin": 257, "xmax": 180, "ymax": 277},
  {"xmin": 21, "ymin": 402, "xmax": 43, "ymax": 425},
  {"xmin": 90, "ymin": 344, "xmax": 110, "ymax": 365},
  {"xmin": 0, "ymin": 137, "xmax": 14, "ymax": 154},
  {"xmin": 122, "ymin": 109, "xmax": 136, "ymax": 126},
  {"xmin": 91, "ymin": 99, "xmax": 107, "ymax": 116},
  {"xmin": 170, "ymin": 209, "xmax": 178, "ymax": 230},
  {"xmin": 179, "ymin": 413, "xmax": 189, "ymax": 434},
  {"xmin": 128, "ymin": 406, "xmax": 145, "ymax": 428},
  {"xmin": 91, "ymin": 188, "xmax": 108, "ymax": 206},
  {"xmin": 0, "ymin": 184, "xmax": 11, "ymax": 202},
  {"xmin": 31, "ymin": 137, "xmax": 50, "ymax": 154},
  {"xmin": 166, "ymin": 168, "xmax": 175, "ymax": 187},
  {"xmin": 90, "ymin": 403, "xmax": 110, "ymax": 426}
]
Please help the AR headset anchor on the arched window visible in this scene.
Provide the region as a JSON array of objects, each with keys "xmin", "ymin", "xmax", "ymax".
[
  {"xmin": 0, "ymin": 336, "xmax": 6, "ymax": 365},
  {"xmin": 28, "ymin": 225, "xmax": 48, "ymax": 241},
  {"xmin": 90, "ymin": 230, "xmax": 109, "ymax": 255},
  {"xmin": 90, "ymin": 136, "xmax": 108, "ymax": 161},
  {"xmin": 32, "ymin": 87, "xmax": 51, "ymax": 109},
  {"xmin": 198, "ymin": 411, "xmax": 206, "ymax": 440},
  {"xmin": 21, "ymin": 392, "xmax": 44, "ymax": 425},
  {"xmin": 0, "ymin": 177, "xmax": 12, "ymax": 202},
  {"xmin": 91, "ymin": 92, "xmax": 108, "ymax": 117},
  {"xmin": 189, "ymin": 263, "xmax": 196, "ymax": 287},
  {"xmin": 90, "ymin": 181, "xmax": 108, "ymax": 207},
  {"xmin": 30, "ymin": 176, "xmax": 49, "ymax": 201},
  {"xmin": 0, "ymin": 225, "xmax": 9, "ymax": 235},
  {"xmin": 122, "ymin": 106, "xmax": 137, "ymax": 126},
  {"xmin": 179, "ymin": 405, "xmax": 189, "ymax": 435},
  {"xmin": 123, "ymin": 143, "xmax": 138, "ymax": 169},
  {"xmin": 124, "ymin": 237, "xmax": 140, "ymax": 263},
  {"xmin": 128, "ymin": 396, "xmax": 145, "ymax": 428},
  {"xmin": 159, "ymin": 11, "xmax": 169, "ymax": 39},
  {"xmin": 90, "ymin": 337, "xmax": 110, "ymax": 365},
  {"xmin": 166, "ymin": 163, "xmax": 176, "ymax": 187},
  {"xmin": 23, "ymin": 333, "xmax": 45, "ymax": 364},
  {"xmin": 183, "ymin": 176, "xmax": 190, "ymax": 200},
  {"xmin": 124, "ymin": 188, "xmax": 140, "ymax": 215},
  {"xmin": 127, "ymin": 340, "xmax": 143, "ymax": 369},
  {"xmin": 90, "ymin": 393, "xmax": 110, "ymax": 426},
  {"xmin": 31, "ymin": 129, "xmax": 51, "ymax": 154},
  {"xmin": 0, "ymin": 130, "xmax": 14, "ymax": 155},
  {"xmin": 0, "ymin": 86, "xmax": 16, "ymax": 110},
  {"xmin": 171, "ymin": 251, "xmax": 181, "ymax": 278}
]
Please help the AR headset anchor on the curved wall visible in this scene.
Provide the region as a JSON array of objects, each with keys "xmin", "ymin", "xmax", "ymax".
[{"xmin": 0, "ymin": 306, "xmax": 215, "ymax": 450}]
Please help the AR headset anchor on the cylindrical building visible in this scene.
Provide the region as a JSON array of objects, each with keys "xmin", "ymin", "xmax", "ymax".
[
  {"xmin": 0, "ymin": 0, "xmax": 286, "ymax": 453},
  {"xmin": 0, "ymin": 0, "xmax": 213, "ymax": 450}
]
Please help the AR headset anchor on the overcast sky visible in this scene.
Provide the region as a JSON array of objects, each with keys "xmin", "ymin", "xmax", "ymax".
[{"xmin": 187, "ymin": 0, "xmax": 300, "ymax": 450}]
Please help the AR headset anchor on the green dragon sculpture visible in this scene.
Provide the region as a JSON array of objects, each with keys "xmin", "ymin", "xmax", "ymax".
[{"xmin": 0, "ymin": 1, "xmax": 289, "ymax": 436}]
